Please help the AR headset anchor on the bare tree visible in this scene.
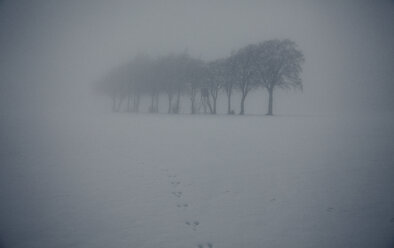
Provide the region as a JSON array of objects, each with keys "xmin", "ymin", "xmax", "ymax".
[
  {"xmin": 183, "ymin": 58, "xmax": 205, "ymax": 114},
  {"xmin": 154, "ymin": 55, "xmax": 177, "ymax": 113},
  {"xmin": 255, "ymin": 39, "xmax": 304, "ymax": 115},
  {"xmin": 130, "ymin": 54, "xmax": 152, "ymax": 113},
  {"xmin": 157, "ymin": 53, "xmax": 196, "ymax": 114},
  {"xmin": 232, "ymin": 44, "xmax": 259, "ymax": 115},
  {"xmin": 206, "ymin": 59, "xmax": 227, "ymax": 114},
  {"xmin": 145, "ymin": 60, "xmax": 161, "ymax": 113},
  {"xmin": 173, "ymin": 53, "xmax": 191, "ymax": 114},
  {"xmin": 97, "ymin": 39, "xmax": 304, "ymax": 116},
  {"xmin": 223, "ymin": 54, "xmax": 237, "ymax": 115}
]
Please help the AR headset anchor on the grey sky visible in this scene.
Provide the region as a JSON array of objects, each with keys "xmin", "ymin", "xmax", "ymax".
[{"xmin": 0, "ymin": 0, "xmax": 393, "ymax": 114}]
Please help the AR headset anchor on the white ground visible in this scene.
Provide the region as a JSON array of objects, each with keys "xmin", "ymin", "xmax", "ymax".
[{"xmin": 1, "ymin": 112, "xmax": 394, "ymax": 248}]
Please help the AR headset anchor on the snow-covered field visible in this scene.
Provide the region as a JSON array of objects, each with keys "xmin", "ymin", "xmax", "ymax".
[{"xmin": 1, "ymin": 112, "xmax": 394, "ymax": 248}]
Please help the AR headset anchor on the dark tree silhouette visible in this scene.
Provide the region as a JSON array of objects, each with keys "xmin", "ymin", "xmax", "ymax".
[
  {"xmin": 255, "ymin": 39, "xmax": 304, "ymax": 115},
  {"xmin": 232, "ymin": 44, "xmax": 259, "ymax": 115},
  {"xmin": 205, "ymin": 60, "xmax": 226, "ymax": 114},
  {"xmin": 96, "ymin": 39, "xmax": 304, "ymax": 116},
  {"xmin": 223, "ymin": 54, "xmax": 237, "ymax": 115},
  {"xmin": 184, "ymin": 58, "xmax": 205, "ymax": 114}
]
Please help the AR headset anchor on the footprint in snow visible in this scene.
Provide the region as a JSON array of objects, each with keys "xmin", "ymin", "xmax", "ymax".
[
  {"xmin": 185, "ymin": 221, "xmax": 199, "ymax": 230},
  {"xmin": 172, "ymin": 191, "xmax": 182, "ymax": 198},
  {"xmin": 176, "ymin": 203, "xmax": 188, "ymax": 208},
  {"xmin": 326, "ymin": 207, "xmax": 334, "ymax": 212},
  {"xmin": 198, "ymin": 242, "xmax": 213, "ymax": 248},
  {"xmin": 171, "ymin": 181, "xmax": 181, "ymax": 186}
]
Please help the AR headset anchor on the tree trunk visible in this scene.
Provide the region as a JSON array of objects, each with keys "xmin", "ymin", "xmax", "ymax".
[
  {"xmin": 133, "ymin": 94, "xmax": 140, "ymax": 112},
  {"xmin": 190, "ymin": 89, "xmax": 196, "ymax": 114},
  {"xmin": 116, "ymin": 96, "xmax": 123, "ymax": 112},
  {"xmin": 150, "ymin": 93, "xmax": 155, "ymax": 113},
  {"xmin": 206, "ymin": 96, "xmax": 213, "ymax": 114},
  {"xmin": 154, "ymin": 93, "xmax": 159, "ymax": 113},
  {"xmin": 168, "ymin": 94, "xmax": 173, "ymax": 114},
  {"xmin": 239, "ymin": 94, "xmax": 246, "ymax": 115},
  {"xmin": 267, "ymin": 87, "xmax": 274, "ymax": 116},
  {"xmin": 175, "ymin": 88, "xmax": 181, "ymax": 114},
  {"xmin": 212, "ymin": 96, "xmax": 217, "ymax": 114},
  {"xmin": 227, "ymin": 91, "xmax": 232, "ymax": 114},
  {"xmin": 127, "ymin": 94, "xmax": 132, "ymax": 112},
  {"xmin": 112, "ymin": 94, "xmax": 117, "ymax": 112},
  {"xmin": 126, "ymin": 83, "xmax": 132, "ymax": 112}
]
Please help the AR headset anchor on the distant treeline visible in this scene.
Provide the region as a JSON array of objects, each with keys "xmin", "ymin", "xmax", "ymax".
[{"xmin": 96, "ymin": 39, "xmax": 304, "ymax": 115}]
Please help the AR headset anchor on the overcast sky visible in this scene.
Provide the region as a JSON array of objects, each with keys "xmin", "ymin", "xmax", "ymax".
[{"xmin": 0, "ymin": 0, "xmax": 393, "ymax": 115}]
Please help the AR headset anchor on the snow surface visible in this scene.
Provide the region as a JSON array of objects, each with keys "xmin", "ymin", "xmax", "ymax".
[{"xmin": 1, "ymin": 112, "xmax": 394, "ymax": 248}]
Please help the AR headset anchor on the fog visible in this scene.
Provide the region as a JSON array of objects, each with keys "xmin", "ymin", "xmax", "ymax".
[
  {"xmin": 1, "ymin": 0, "xmax": 393, "ymax": 115},
  {"xmin": 0, "ymin": 1, "xmax": 393, "ymax": 247}
]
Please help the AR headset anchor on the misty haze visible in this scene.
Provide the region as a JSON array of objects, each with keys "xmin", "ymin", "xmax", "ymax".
[{"xmin": 0, "ymin": 1, "xmax": 394, "ymax": 248}]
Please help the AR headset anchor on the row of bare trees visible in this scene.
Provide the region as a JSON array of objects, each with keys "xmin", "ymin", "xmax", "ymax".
[{"xmin": 96, "ymin": 39, "xmax": 304, "ymax": 115}]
